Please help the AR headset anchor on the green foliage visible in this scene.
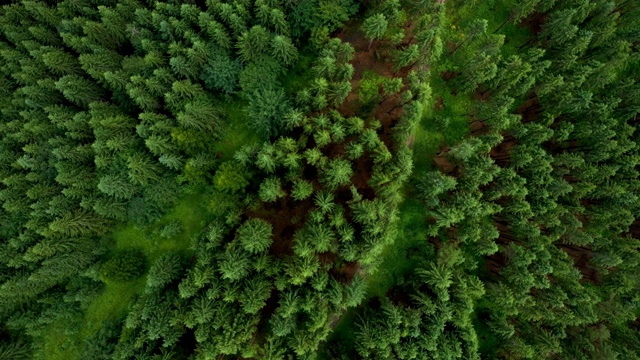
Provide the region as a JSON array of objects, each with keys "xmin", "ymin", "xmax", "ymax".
[
  {"xmin": 200, "ymin": 52, "xmax": 242, "ymax": 94},
  {"xmin": 213, "ymin": 161, "xmax": 249, "ymax": 193},
  {"xmin": 0, "ymin": 339, "xmax": 30, "ymax": 360},
  {"xmin": 314, "ymin": 0, "xmax": 360, "ymax": 34},
  {"xmin": 362, "ymin": 13, "xmax": 388, "ymax": 50},
  {"xmin": 259, "ymin": 177, "xmax": 286, "ymax": 203},
  {"xmin": 271, "ymin": 35, "xmax": 299, "ymax": 67},
  {"xmin": 246, "ymin": 87, "xmax": 291, "ymax": 139},
  {"xmin": 6, "ymin": 0, "xmax": 640, "ymax": 359},
  {"xmin": 237, "ymin": 219, "xmax": 273, "ymax": 254},
  {"xmin": 146, "ymin": 254, "xmax": 182, "ymax": 292},
  {"xmin": 292, "ymin": 179, "xmax": 315, "ymax": 201},
  {"xmin": 77, "ymin": 319, "xmax": 121, "ymax": 360},
  {"xmin": 100, "ymin": 250, "xmax": 147, "ymax": 283},
  {"xmin": 158, "ymin": 220, "xmax": 183, "ymax": 239},
  {"xmin": 321, "ymin": 158, "xmax": 354, "ymax": 189},
  {"xmin": 357, "ymin": 71, "xmax": 384, "ymax": 107}
]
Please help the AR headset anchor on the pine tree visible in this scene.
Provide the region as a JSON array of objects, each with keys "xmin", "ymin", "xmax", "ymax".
[
  {"xmin": 237, "ymin": 219, "xmax": 273, "ymax": 254},
  {"xmin": 362, "ymin": 14, "xmax": 388, "ymax": 51},
  {"xmin": 271, "ymin": 35, "xmax": 298, "ymax": 67},
  {"xmin": 259, "ymin": 177, "xmax": 286, "ymax": 203},
  {"xmin": 237, "ymin": 26, "xmax": 270, "ymax": 63},
  {"xmin": 49, "ymin": 211, "xmax": 110, "ymax": 237},
  {"xmin": 54, "ymin": 75, "xmax": 104, "ymax": 106},
  {"xmin": 127, "ymin": 153, "xmax": 161, "ymax": 186},
  {"xmin": 450, "ymin": 19, "xmax": 488, "ymax": 54},
  {"xmin": 321, "ymin": 158, "xmax": 353, "ymax": 189},
  {"xmin": 146, "ymin": 254, "xmax": 182, "ymax": 293},
  {"xmin": 292, "ymin": 179, "xmax": 314, "ymax": 201},
  {"xmin": 42, "ymin": 49, "xmax": 83, "ymax": 76}
]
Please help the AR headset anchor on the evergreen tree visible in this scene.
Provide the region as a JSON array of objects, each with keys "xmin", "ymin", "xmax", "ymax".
[
  {"xmin": 237, "ymin": 219, "xmax": 273, "ymax": 254},
  {"xmin": 362, "ymin": 14, "xmax": 388, "ymax": 51},
  {"xmin": 259, "ymin": 177, "xmax": 286, "ymax": 203}
]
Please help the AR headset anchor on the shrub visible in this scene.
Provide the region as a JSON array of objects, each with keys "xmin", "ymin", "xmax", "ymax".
[{"xmin": 100, "ymin": 250, "xmax": 147, "ymax": 283}]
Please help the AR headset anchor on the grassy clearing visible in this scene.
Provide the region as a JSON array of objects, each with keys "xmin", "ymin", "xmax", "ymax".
[
  {"xmin": 214, "ymin": 100, "xmax": 261, "ymax": 158},
  {"xmin": 318, "ymin": 308, "xmax": 359, "ymax": 359},
  {"xmin": 40, "ymin": 106, "xmax": 256, "ymax": 359},
  {"xmin": 40, "ymin": 321, "xmax": 81, "ymax": 360},
  {"xmin": 81, "ymin": 189, "xmax": 213, "ymax": 335},
  {"xmin": 40, "ymin": 189, "xmax": 215, "ymax": 360},
  {"xmin": 365, "ymin": 198, "xmax": 430, "ymax": 297}
]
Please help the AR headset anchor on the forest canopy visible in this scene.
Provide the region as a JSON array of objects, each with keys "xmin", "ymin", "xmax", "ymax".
[{"xmin": 0, "ymin": 0, "xmax": 638, "ymax": 359}]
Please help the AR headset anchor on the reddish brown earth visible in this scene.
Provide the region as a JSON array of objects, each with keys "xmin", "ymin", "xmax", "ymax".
[
  {"xmin": 474, "ymin": 86, "xmax": 492, "ymax": 101},
  {"xmin": 434, "ymin": 96, "xmax": 444, "ymax": 110},
  {"xmin": 469, "ymin": 119, "xmax": 487, "ymax": 135},
  {"xmin": 433, "ymin": 151, "xmax": 456, "ymax": 174},
  {"xmin": 441, "ymin": 70, "xmax": 458, "ymax": 81},
  {"xmin": 489, "ymin": 139, "xmax": 516, "ymax": 167}
]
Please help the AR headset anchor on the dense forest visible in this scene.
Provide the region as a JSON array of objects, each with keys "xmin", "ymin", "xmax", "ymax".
[{"xmin": 0, "ymin": 0, "xmax": 638, "ymax": 359}]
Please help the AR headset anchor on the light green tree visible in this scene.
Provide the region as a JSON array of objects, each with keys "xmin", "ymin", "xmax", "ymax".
[
  {"xmin": 237, "ymin": 219, "xmax": 273, "ymax": 254},
  {"xmin": 321, "ymin": 158, "xmax": 353, "ymax": 189},
  {"xmin": 259, "ymin": 177, "xmax": 286, "ymax": 203},
  {"xmin": 362, "ymin": 14, "xmax": 388, "ymax": 51},
  {"xmin": 292, "ymin": 179, "xmax": 314, "ymax": 201}
]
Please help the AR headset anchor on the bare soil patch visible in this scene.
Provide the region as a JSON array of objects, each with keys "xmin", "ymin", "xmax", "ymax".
[{"xmin": 489, "ymin": 139, "xmax": 516, "ymax": 167}]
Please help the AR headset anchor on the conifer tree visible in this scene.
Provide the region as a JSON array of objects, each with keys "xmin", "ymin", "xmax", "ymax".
[{"xmin": 362, "ymin": 14, "xmax": 388, "ymax": 51}]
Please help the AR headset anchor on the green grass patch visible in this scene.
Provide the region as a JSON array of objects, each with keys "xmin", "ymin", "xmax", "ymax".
[
  {"xmin": 215, "ymin": 100, "xmax": 260, "ymax": 158},
  {"xmin": 40, "ymin": 321, "xmax": 81, "ymax": 360},
  {"xmin": 80, "ymin": 190, "xmax": 212, "ymax": 337},
  {"xmin": 317, "ymin": 307, "xmax": 359, "ymax": 360},
  {"xmin": 472, "ymin": 301, "xmax": 502, "ymax": 358},
  {"xmin": 41, "ymin": 189, "xmax": 215, "ymax": 359},
  {"xmin": 81, "ymin": 278, "xmax": 146, "ymax": 338}
]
